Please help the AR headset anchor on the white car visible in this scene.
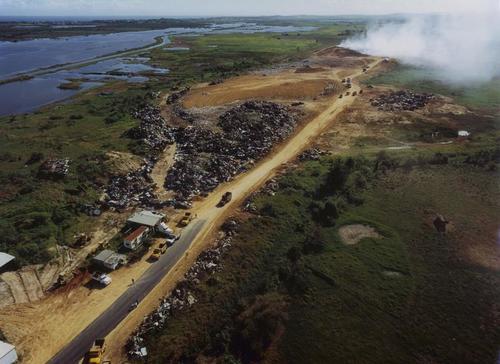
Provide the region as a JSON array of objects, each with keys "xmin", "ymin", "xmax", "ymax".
[
  {"xmin": 92, "ymin": 272, "xmax": 112, "ymax": 286},
  {"xmin": 158, "ymin": 222, "xmax": 174, "ymax": 236}
]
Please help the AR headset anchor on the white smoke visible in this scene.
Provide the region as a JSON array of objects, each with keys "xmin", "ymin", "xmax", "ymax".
[{"xmin": 342, "ymin": 11, "xmax": 500, "ymax": 84}]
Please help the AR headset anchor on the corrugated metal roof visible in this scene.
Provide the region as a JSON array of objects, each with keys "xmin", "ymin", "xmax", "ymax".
[
  {"xmin": 93, "ymin": 249, "xmax": 114, "ymax": 262},
  {"xmin": 0, "ymin": 253, "xmax": 15, "ymax": 268},
  {"xmin": 0, "ymin": 340, "xmax": 16, "ymax": 356},
  {"xmin": 127, "ymin": 210, "xmax": 164, "ymax": 227}
]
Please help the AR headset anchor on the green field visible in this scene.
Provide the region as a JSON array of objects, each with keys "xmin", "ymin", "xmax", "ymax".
[{"xmin": 142, "ymin": 152, "xmax": 500, "ymax": 364}]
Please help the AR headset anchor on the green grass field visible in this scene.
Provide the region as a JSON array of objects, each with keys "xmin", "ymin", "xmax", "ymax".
[{"xmin": 142, "ymin": 153, "xmax": 500, "ymax": 364}]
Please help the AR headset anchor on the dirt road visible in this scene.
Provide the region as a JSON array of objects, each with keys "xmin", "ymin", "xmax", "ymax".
[
  {"xmin": 103, "ymin": 58, "xmax": 382, "ymax": 362},
  {"xmin": 1, "ymin": 52, "xmax": 380, "ymax": 364}
]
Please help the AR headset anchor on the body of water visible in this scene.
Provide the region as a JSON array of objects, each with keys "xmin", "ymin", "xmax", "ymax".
[{"xmin": 0, "ymin": 23, "xmax": 316, "ymax": 116}]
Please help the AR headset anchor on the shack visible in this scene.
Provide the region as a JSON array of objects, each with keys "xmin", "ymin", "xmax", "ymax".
[
  {"xmin": 92, "ymin": 250, "xmax": 128, "ymax": 270},
  {"xmin": 0, "ymin": 341, "xmax": 17, "ymax": 364},
  {"xmin": 0, "ymin": 253, "xmax": 15, "ymax": 273},
  {"xmin": 124, "ymin": 226, "xmax": 150, "ymax": 250},
  {"xmin": 127, "ymin": 210, "xmax": 165, "ymax": 231}
]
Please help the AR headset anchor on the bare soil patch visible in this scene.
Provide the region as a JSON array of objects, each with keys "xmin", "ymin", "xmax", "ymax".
[
  {"xmin": 339, "ymin": 224, "xmax": 381, "ymax": 245},
  {"xmin": 183, "ymin": 73, "xmax": 337, "ymax": 108}
]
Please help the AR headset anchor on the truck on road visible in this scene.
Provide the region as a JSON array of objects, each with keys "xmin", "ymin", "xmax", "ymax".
[
  {"xmin": 84, "ymin": 338, "xmax": 106, "ymax": 364},
  {"xmin": 217, "ymin": 192, "xmax": 233, "ymax": 208},
  {"xmin": 179, "ymin": 212, "xmax": 194, "ymax": 227}
]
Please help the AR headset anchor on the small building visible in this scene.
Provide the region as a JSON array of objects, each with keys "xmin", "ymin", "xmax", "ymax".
[
  {"xmin": 0, "ymin": 341, "xmax": 17, "ymax": 364},
  {"xmin": 127, "ymin": 210, "xmax": 165, "ymax": 230},
  {"xmin": 0, "ymin": 253, "xmax": 15, "ymax": 271},
  {"xmin": 92, "ymin": 250, "xmax": 128, "ymax": 270},
  {"xmin": 458, "ymin": 130, "xmax": 471, "ymax": 137},
  {"xmin": 123, "ymin": 226, "xmax": 150, "ymax": 250}
]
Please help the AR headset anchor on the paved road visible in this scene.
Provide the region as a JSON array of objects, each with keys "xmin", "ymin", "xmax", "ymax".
[{"xmin": 47, "ymin": 219, "xmax": 206, "ymax": 364}]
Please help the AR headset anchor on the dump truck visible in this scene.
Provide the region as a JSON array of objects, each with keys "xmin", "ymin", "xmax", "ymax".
[
  {"xmin": 151, "ymin": 241, "xmax": 168, "ymax": 260},
  {"xmin": 179, "ymin": 212, "xmax": 194, "ymax": 227},
  {"xmin": 217, "ymin": 192, "xmax": 233, "ymax": 208},
  {"xmin": 84, "ymin": 338, "xmax": 106, "ymax": 364}
]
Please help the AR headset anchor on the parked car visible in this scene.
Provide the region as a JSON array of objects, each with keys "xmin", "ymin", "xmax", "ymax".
[{"xmin": 91, "ymin": 272, "xmax": 112, "ymax": 286}]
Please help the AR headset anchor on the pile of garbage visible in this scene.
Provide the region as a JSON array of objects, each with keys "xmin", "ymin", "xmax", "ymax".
[
  {"xmin": 128, "ymin": 105, "xmax": 175, "ymax": 152},
  {"xmin": 102, "ymin": 158, "xmax": 166, "ymax": 210},
  {"xmin": 371, "ymin": 90, "xmax": 434, "ymax": 111},
  {"xmin": 127, "ymin": 231, "xmax": 234, "ymax": 359},
  {"xmin": 165, "ymin": 101, "xmax": 296, "ymax": 202},
  {"xmin": 38, "ymin": 158, "xmax": 70, "ymax": 178},
  {"xmin": 172, "ymin": 104, "xmax": 196, "ymax": 123},
  {"xmin": 299, "ymin": 148, "xmax": 327, "ymax": 161},
  {"xmin": 166, "ymin": 88, "xmax": 190, "ymax": 105}
]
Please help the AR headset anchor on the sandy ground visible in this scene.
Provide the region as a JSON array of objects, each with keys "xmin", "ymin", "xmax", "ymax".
[
  {"xmin": 183, "ymin": 72, "xmax": 341, "ymax": 108},
  {"xmin": 150, "ymin": 144, "xmax": 176, "ymax": 200},
  {"xmin": 0, "ymin": 48, "xmax": 382, "ymax": 364},
  {"xmin": 338, "ymin": 224, "xmax": 382, "ymax": 245}
]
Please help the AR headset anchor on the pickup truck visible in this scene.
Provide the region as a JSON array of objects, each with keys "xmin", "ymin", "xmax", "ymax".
[{"xmin": 91, "ymin": 272, "xmax": 112, "ymax": 286}]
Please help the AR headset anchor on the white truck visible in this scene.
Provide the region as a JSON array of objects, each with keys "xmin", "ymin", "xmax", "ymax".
[{"xmin": 91, "ymin": 272, "xmax": 112, "ymax": 286}]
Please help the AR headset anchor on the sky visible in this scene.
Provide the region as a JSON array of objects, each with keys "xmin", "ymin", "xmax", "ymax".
[{"xmin": 0, "ymin": 0, "xmax": 497, "ymax": 17}]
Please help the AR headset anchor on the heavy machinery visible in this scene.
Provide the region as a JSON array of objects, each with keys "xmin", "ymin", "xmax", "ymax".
[
  {"xmin": 150, "ymin": 241, "xmax": 168, "ymax": 260},
  {"xmin": 179, "ymin": 212, "xmax": 194, "ymax": 227},
  {"xmin": 84, "ymin": 339, "xmax": 106, "ymax": 364},
  {"xmin": 217, "ymin": 192, "xmax": 233, "ymax": 208}
]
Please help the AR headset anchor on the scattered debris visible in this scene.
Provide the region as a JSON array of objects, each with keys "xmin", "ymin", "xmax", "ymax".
[
  {"xmin": 371, "ymin": 90, "xmax": 434, "ymax": 111},
  {"xmin": 127, "ymin": 225, "xmax": 236, "ymax": 359},
  {"xmin": 38, "ymin": 158, "xmax": 70, "ymax": 178},
  {"xmin": 299, "ymin": 148, "xmax": 327, "ymax": 161}
]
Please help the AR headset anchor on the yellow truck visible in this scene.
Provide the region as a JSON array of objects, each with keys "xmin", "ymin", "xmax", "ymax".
[
  {"xmin": 179, "ymin": 212, "xmax": 194, "ymax": 227},
  {"xmin": 84, "ymin": 338, "xmax": 106, "ymax": 364},
  {"xmin": 150, "ymin": 241, "xmax": 168, "ymax": 260}
]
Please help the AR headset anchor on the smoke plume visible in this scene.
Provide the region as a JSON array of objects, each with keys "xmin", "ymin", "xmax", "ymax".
[{"xmin": 342, "ymin": 11, "xmax": 500, "ymax": 84}]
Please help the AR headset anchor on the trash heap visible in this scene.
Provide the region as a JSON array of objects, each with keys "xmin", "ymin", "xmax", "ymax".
[
  {"xmin": 166, "ymin": 88, "xmax": 190, "ymax": 105},
  {"xmin": 172, "ymin": 104, "xmax": 196, "ymax": 123},
  {"xmin": 127, "ymin": 231, "xmax": 235, "ymax": 359},
  {"xmin": 371, "ymin": 90, "xmax": 434, "ymax": 111},
  {"xmin": 38, "ymin": 158, "xmax": 70, "ymax": 178},
  {"xmin": 101, "ymin": 105, "xmax": 176, "ymax": 210},
  {"xmin": 102, "ymin": 158, "xmax": 165, "ymax": 210},
  {"xmin": 299, "ymin": 148, "xmax": 326, "ymax": 161},
  {"xmin": 165, "ymin": 101, "xmax": 296, "ymax": 203},
  {"xmin": 128, "ymin": 105, "xmax": 175, "ymax": 152}
]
